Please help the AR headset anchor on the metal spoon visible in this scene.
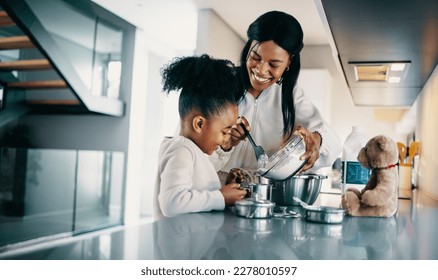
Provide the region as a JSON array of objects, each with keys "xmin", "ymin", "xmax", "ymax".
[
  {"xmin": 273, "ymin": 207, "xmax": 301, "ymax": 218},
  {"xmin": 293, "ymin": 197, "xmax": 320, "ymax": 210},
  {"xmin": 247, "ymin": 206, "xmax": 259, "ymax": 218},
  {"xmin": 241, "ymin": 123, "xmax": 267, "ymax": 161}
]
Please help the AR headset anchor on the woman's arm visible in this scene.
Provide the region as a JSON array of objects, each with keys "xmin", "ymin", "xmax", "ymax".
[{"xmin": 293, "ymin": 86, "xmax": 342, "ymax": 172}]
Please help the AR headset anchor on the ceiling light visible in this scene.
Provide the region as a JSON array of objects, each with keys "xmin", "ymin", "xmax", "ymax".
[
  {"xmin": 354, "ymin": 65, "xmax": 388, "ymax": 81},
  {"xmin": 390, "ymin": 63, "xmax": 406, "ymax": 71},
  {"xmin": 388, "ymin": 76, "xmax": 401, "ymax": 83},
  {"xmin": 349, "ymin": 61, "xmax": 411, "ymax": 83}
]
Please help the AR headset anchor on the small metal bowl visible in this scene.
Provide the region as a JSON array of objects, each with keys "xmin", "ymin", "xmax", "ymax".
[
  {"xmin": 248, "ymin": 183, "xmax": 273, "ymax": 201},
  {"xmin": 305, "ymin": 206, "xmax": 345, "ymax": 224},
  {"xmin": 234, "ymin": 198, "xmax": 275, "ymax": 219}
]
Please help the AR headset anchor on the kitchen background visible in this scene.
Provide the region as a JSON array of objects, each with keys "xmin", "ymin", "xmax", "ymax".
[{"xmin": 0, "ymin": 0, "xmax": 437, "ymax": 251}]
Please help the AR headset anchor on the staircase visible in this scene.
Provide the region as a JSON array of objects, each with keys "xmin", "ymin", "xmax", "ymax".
[
  {"xmin": 0, "ymin": 11, "xmax": 82, "ymax": 113},
  {"xmin": 0, "ymin": 0, "xmax": 126, "ymax": 117}
]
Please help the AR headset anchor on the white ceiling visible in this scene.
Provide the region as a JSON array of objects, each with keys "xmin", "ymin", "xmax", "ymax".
[
  {"xmin": 194, "ymin": 0, "xmax": 330, "ymax": 45},
  {"xmin": 94, "ymin": 0, "xmax": 438, "ymax": 109},
  {"xmin": 94, "ymin": 0, "xmax": 330, "ymax": 46}
]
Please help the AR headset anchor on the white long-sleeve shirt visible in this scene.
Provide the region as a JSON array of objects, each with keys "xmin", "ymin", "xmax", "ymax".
[
  {"xmin": 211, "ymin": 83, "xmax": 342, "ymax": 173},
  {"xmin": 154, "ymin": 136, "xmax": 225, "ymax": 218}
]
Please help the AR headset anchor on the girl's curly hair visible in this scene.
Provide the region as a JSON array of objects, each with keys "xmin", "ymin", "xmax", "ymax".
[{"xmin": 161, "ymin": 54, "xmax": 243, "ymax": 118}]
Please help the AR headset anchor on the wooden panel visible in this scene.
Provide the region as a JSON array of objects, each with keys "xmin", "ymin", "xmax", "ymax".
[
  {"xmin": 0, "ymin": 59, "xmax": 52, "ymax": 71},
  {"xmin": 7, "ymin": 80, "xmax": 67, "ymax": 89},
  {"xmin": 0, "ymin": 11, "xmax": 15, "ymax": 27},
  {"xmin": 0, "ymin": 36, "xmax": 34, "ymax": 50}
]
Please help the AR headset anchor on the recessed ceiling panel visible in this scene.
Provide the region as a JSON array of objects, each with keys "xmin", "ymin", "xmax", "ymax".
[{"xmin": 318, "ymin": 0, "xmax": 438, "ymax": 106}]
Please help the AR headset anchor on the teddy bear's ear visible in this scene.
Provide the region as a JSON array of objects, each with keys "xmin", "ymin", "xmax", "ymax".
[{"xmin": 376, "ymin": 135, "xmax": 389, "ymax": 151}]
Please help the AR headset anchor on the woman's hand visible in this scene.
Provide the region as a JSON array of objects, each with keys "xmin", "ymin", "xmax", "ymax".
[
  {"xmin": 220, "ymin": 116, "xmax": 250, "ymax": 151},
  {"xmin": 295, "ymin": 126, "xmax": 321, "ymax": 172}
]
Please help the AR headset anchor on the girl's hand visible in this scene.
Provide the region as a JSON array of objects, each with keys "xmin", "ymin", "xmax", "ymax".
[
  {"xmin": 220, "ymin": 183, "xmax": 247, "ymax": 206},
  {"xmin": 295, "ymin": 126, "xmax": 321, "ymax": 172},
  {"xmin": 225, "ymin": 168, "xmax": 251, "ymax": 184},
  {"xmin": 220, "ymin": 116, "xmax": 250, "ymax": 151},
  {"xmin": 225, "ymin": 168, "xmax": 240, "ymax": 184}
]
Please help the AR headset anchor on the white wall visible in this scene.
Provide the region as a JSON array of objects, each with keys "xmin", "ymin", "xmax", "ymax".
[
  {"xmin": 298, "ymin": 69, "xmax": 332, "ymax": 123},
  {"xmin": 138, "ymin": 50, "xmax": 170, "ymax": 217},
  {"xmin": 415, "ymin": 65, "xmax": 438, "ymax": 199},
  {"xmin": 196, "ymin": 9, "xmax": 244, "ymax": 64},
  {"xmin": 123, "ymin": 29, "xmax": 149, "ymax": 224}
]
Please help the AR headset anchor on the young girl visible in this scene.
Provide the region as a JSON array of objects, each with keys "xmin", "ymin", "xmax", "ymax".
[{"xmin": 154, "ymin": 55, "xmax": 247, "ymax": 218}]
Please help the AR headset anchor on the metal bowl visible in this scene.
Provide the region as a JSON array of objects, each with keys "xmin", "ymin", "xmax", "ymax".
[
  {"xmin": 305, "ymin": 206, "xmax": 345, "ymax": 224},
  {"xmin": 234, "ymin": 198, "xmax": 275, "ymax": 219},
  {"xmin": 248, "ymin": 183, "xmax": 273, "ymax": 201},
  {"xmin": 231, "ymin": 169, "xmax": 273, "ymax": 200},
  {"xmin": 272, "ymin": 174, "xmax": 327, "ymax": 206}
]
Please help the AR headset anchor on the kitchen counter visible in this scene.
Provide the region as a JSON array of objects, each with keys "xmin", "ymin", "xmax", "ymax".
[{"xmin": 1, "ymin": 189, "xmax": 438, "ymax": 260}]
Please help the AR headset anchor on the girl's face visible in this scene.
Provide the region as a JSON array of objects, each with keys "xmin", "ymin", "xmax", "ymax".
[
  {"xmin": 246, "ymin": 40, "xmax": 290, "ymax": 96},
  {"xmin": 197, "ymin": 104, "xmax": 238, "ymax": 155}
]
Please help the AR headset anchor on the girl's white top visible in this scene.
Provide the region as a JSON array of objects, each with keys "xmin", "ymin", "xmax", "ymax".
[{"xmin": 154, "ymin": 136, "xmax": 225, "ymax": 218}]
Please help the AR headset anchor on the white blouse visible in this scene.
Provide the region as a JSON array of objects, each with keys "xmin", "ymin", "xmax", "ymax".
[
  {"xmin": 211, "ymin": 83, "xmax": 342, "ymax": 173},
  {"xmin": 154, "ymin": 136, "xmax": 225, "ymax": 218}
]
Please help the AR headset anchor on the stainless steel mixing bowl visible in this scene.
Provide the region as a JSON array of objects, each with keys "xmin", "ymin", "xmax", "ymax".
[{"xmin": 271, "ymin": 174, "xmax": 328, "ymax": 206}]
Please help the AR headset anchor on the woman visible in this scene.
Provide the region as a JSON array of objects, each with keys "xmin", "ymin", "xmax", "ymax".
[{"xmin": 211, "ymin": 11, "xmax": 342, "ymax": 175}]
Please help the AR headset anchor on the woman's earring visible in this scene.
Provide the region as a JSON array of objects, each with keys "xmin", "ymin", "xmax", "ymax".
[{"xmin": 277, "ymin": 66, "xmax": 289, "ymax": 84}]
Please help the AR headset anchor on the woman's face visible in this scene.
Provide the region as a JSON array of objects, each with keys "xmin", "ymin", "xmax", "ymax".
[
  {"xmin": 246, "ymin": 40, "xmax": 290, "ymax": 96},
  {"xmin": 197, "ymin": 104, "xmax": 238, "ymax": 155}
]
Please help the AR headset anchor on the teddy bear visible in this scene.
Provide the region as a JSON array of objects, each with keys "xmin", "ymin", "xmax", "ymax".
[{"xmin": 341, "ymin": 135, "xmax": 399, "ymax": 217}]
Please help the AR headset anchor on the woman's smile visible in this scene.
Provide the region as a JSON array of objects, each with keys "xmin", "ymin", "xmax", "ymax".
[{"xmin": 251, "ymin": 68, "xmax": 272, "ymax": 84}]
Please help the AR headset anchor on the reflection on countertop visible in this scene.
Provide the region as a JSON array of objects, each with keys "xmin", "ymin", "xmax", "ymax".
[{"xmin": 1, "ymin": 189, "xmax": 438, "ymax": 260}]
